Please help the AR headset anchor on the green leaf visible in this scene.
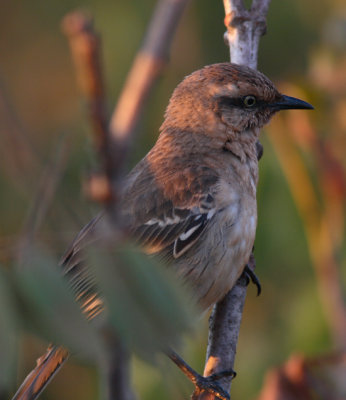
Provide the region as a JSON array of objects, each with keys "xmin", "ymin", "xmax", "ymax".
[
  {"xmin": 14, "ymin": 246, "xmax": 105, "ymax": 362},
  {"xmin": 88, "ymin": 242, "xmax": 196, "ymax": 362}
]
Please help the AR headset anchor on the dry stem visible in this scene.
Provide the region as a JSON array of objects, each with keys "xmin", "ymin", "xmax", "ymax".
[
  {"xmin": 61, "ymin": 12, "xmax": 108, "ymax": 153},
  {"xmin": 223, "ymin": 0, "xmax": 270, "ymax": 69}
]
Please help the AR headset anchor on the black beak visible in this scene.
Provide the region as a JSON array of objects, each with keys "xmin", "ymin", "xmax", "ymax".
[{"xmin": 270, "ymin": 95, "xmax": 314, "ymax": 111}]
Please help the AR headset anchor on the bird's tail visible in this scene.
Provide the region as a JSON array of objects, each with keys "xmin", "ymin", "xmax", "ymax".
[
  {"xmin": 12, "ymin": 346, "xmax": 69, "ymax": 400},
  {"xmin": 12, "ymin": 214, "xmax": 104, "ymax": 400}
]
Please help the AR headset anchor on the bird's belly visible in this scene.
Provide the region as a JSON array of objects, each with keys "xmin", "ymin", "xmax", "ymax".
[{"xmin": 178, "ymin": 204, "xmax": 257, "ymax": 311}]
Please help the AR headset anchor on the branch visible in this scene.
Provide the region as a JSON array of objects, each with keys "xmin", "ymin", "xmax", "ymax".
[
  {"xmin": 101, "ymin": 338, "xmax": 136, "ymax": 400},
  {"xmin": 223, "ymin": 0, "xmax": 270, "ymax": 69},
  {"xmin": 61, "ymin": 12, "xmax": 108, "ymax": 152},
  {"xmin": 250, "ymin": 0, "xmax": 271, "ymax": 17},
  {"xmin": 198, "ymin": 1, "xmax": 271, "ymax": 397},
  {"xmin": 62, "ymin": 11, "xmax": 111, "ymax": 203},
  {"xmin": 203, "ymin": 276, "xmax": 248, "ymax": 393},
  {"xmin": 21, "ymin": 138, "xmax": 68, "ymax": 241},
  {"xmin": 201, "ymin": 246, "xmax": 258, "ymax": 397}
]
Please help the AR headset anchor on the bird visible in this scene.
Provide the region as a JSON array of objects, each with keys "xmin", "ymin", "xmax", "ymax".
[{"xmin": 12, "ymin": 63, "xmax": 313, "ymax": 400}]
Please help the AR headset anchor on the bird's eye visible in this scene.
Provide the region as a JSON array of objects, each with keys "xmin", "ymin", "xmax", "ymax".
[{"xmin": 243, "ymin": 95, "xmax": 257, "ymax": 107}]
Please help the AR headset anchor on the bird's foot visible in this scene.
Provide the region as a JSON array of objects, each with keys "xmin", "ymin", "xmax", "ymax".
[
  {"xmin": 167, "ymin": 350, "xmax": 235, "ymax": 400},
  {"xmin": 191, "ymin": 371, "xmax": 236, "ymax": 400},
  {"xmin": 243, "ymin": 264, "xmax": 261, "ymax": 296}
]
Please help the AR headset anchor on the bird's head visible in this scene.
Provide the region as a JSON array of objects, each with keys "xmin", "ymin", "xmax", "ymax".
[{"xmin": 162, "ymin": 63, "xmax": 313, "ymax": 138}]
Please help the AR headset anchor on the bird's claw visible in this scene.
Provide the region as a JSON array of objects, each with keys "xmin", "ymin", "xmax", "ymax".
[
  {"xmin": 192, "ymin": 375, "xmax": 231, "ymax": 400},
  {"xmin": 243, "ymin": 264, "xmax": 261, "ymax": 296},
  {"xmin": 207, "ymin": 370, "xmax": 237, "ymax": 381},
  {"xmin": 192, "ymin": 370, "xmax": 236, "ymax": 400}
]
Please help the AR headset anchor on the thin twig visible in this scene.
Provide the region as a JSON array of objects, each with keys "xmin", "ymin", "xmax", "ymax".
[
  {"xmin": 0, "ymin": 81, "xmax": 41, "ymax": 190},
  {"xmin": 61, "ymin": 12, "xmax": 108, "ymax": 154},
  {"xmin": 21, "ymin": 138, "xmax": 68, "ymax": 241},
  {"xmin": 62, "ymin": 11, "xmax": 111, "ymax": 203},
  {"xmin": 168, "ymin": 350, "xmax": 233, "ymax": 400},
  {"xmin": 0, "ymin": 79, "xmax": 85, "ymax": 233}
]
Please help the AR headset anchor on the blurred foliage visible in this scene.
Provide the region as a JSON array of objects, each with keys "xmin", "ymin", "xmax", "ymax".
[
  {"xmin": 0, "ymin": 0, "xmax": 345, "ymax": 400},
  {"xmin": 0, "ymin": 240, "xmax": 195, "ymax": 397},
  {"xmin": 88, "ymin": 243, "xmax": 196, "ymax": 362},
  {"xmin": 15, "ymin": 245, "xmax": 104, "ymax": 360}
]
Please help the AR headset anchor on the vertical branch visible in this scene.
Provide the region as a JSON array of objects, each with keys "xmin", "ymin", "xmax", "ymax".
[
  {"xmin": 21, "ymin": 139, "xmax": 68, "ymax": 241},
  {"xmin": 61, "ymin": 12, "xmax": 108, "ymax": 153},
  {"xmin": 203, "ymin": 276, "xmax": 248, "ymax": 393},
  {"xmin": 199, "ymin": 0, "xmax": 271, "ymax": 397},
  {"xmin": 62, "ymin": 12, "xmax": 111, "ymax": 203},
  {"xmin": 223, "ymin": 0, "xmax": 270, "ymax": 69},
  {"xmin": 0, "ymin": 83, "xmax": 40, "ymax": 189},
  {"xmin": 101, "ymin": 338, "xmax": 135, "ymax": 400}
]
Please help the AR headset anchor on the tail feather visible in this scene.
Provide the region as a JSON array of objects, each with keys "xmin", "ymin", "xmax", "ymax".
[
  {"xmin": 12, "ymin": 346, "xmax": 69, "ymax": 400},
  {"xmin": 13, "ymin": 214, "xmax": 104, "ymax": 400}
]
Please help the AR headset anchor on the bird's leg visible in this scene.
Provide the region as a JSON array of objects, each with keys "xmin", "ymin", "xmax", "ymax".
[{"xmin": 166, "ymin": 349, "xmax": 235, "ymax": 400}]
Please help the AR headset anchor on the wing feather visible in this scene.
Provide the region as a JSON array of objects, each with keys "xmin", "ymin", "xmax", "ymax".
[
  {"xmin": 121, "ymin": 156, "xmax": 220, "ymax": 259},
  {"xmin": 130, "ymin": 201, "xmax": 216, "ymax": 258}
]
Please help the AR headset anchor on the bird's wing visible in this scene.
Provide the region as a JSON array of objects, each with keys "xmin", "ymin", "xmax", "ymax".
[
  {"xmin": 131, "ymin": 195, "xmax": 217, "ymax": 258},
  {"xmin": 60, "ymin": 213, "xmax": 104, "ymax": 320},
  {"xmin": 122, "ymin": 157, "xmax": 219, "ymax": 259}
]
